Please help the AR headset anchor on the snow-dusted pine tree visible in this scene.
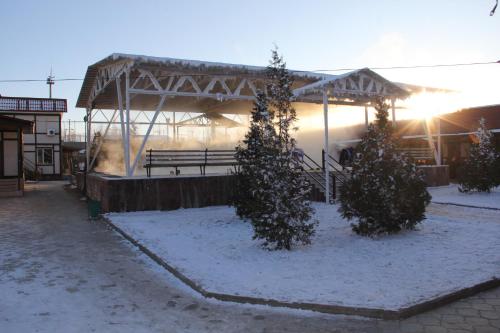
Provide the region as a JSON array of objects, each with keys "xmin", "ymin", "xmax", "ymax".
[
  {"xmin": 234, "ymin": 91, "xmax": 275, "ymax": 219},
  {"xmin": 458, "ymin": 118, "xmax": 499, "ymax": 193},
  {"xmin": 338, "ymin": 99, "xmax": 431, "ymax": 236},
  {"xmin": 234, "ymin": 49, "xmax": 316, "ymax": 250}
]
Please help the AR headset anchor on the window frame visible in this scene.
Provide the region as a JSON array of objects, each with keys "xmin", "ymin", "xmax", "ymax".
[{"xmin": 36, "ymin": 147, "xmax": 53, "ymax": 166}]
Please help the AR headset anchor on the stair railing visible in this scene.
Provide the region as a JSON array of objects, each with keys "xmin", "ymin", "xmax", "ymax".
[
  {"xmin": 322, "ymin": 150, "xmax": 348, "ymax": 186},
  {"xmin": 23, "ymin": 159, "xmax": 40, "ymax": 181}
]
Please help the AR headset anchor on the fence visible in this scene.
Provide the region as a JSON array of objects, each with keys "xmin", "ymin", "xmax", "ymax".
[{"xmin": 0, "ymin": 96, "xmax": 67, "ymax": 112}]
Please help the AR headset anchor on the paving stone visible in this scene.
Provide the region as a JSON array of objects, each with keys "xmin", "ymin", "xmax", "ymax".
[
  {"xmin": 399, "ymin": 323, "xmax": 424, "ymax": 333},
  {"xmin": 479, "ymin": 310, "xmax": 500, "ymax": 320},
  {"xmin": 484, "ymin": 298, "xmax": 500, "ymax": 306},
  {"xmin": 450, "ymin": 302, "xmax": 474, "ymax": 310},
  {"xmin": 473, "ymin": 327, "xmax": 499, "ymax": 333},
  {"xmin": 377, "ymin": 320, "xmax": 400, "ymax": 332},
  {"xmin": 489, "ymin": 320, "xmax": 500, "ymax": 329},
  {"xmin": 2, "ymin": 182, "xmax": 500, "ymax": 333},
  {"xmin": 431, "ymin": 307, "xmax": 457, "ymax": 316},
  {"xmin": 417, "ymin": 315, "xmax": 441, "ymax": 326},
  {"xmin": 424, "ymin": 325, "xmax": 447, "ymax": 333},
  {"xmin": 464, "ymin": 317, "xmax": 490, "ymax": 326},
  {"xmin": 442, "ymin": 323, "xmax": 474, "ymax": 331},
  {"xmin": 457, "ymin": 308, "xmax": 480, "ymax": 317},
  {"xmin": 471, "ymin": 303, "xmax": 495, "ymax": 311},
  {"xmin": 442, "ymin": 314, "xmax": 465, "ymax": 323}
]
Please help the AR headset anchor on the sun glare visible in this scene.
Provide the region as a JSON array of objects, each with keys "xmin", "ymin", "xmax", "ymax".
[{"xmin": 401, "ymin": 92, "xmax": 461, "ymax": 120}]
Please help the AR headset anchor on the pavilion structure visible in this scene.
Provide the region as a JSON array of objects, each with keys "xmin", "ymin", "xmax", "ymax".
[{"xmin": 77, "ymin": 53, "xmax": 414, "ymax": 201}]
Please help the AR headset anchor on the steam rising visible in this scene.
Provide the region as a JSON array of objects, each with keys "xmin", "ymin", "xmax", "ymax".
[{"xmin": 93, "ymin": 92, "xmax": 456, "ymax": 176}]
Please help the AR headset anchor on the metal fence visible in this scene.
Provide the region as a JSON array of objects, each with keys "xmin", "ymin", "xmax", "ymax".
[
  {"xmin": 62, "ymin": 120, "xmax": 87, "ymax": 142},
  {"xmin": 0, "ymin": 96, "xmax": 67, "ymax": 112}
]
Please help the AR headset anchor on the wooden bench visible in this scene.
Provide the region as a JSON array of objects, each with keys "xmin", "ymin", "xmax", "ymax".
[
  {"xmin": 397, "ymin": 147, "xmax": 434, "ymax": 164},
  {"xmin": 144, "ymin": 149, "xmax": 238, "ymax": 177}
]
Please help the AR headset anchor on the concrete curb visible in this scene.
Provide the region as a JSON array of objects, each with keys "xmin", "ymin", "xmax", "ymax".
[
  {"xmin": 103, "ymin": 216, "xmax": 500, "ymax": 320},
  {"xmin": 432, "ymin": 201, "xmax": 500, "ymax": 211}
]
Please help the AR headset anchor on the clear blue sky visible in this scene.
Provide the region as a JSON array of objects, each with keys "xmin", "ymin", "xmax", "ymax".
[{"xmin": 1, "ymin": 0, "xmax": 499, "ymax": 120}]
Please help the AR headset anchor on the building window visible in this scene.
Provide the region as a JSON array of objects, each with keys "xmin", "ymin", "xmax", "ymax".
[{"xmin": 37, "ymin": 147, "xmax": 53, "ymax": 165}]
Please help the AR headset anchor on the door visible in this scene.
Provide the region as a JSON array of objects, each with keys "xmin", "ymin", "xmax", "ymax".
[
  {"xmin": 1, "ymin": 131, "xmax": 19, "ymax": 177},
  {"xmin": 3, "ymin": 141, "xmax": 19, "ymax": 177}
]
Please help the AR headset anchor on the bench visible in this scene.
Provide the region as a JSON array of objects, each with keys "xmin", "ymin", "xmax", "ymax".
[
  {"xmin": 144, "ymin": 149, "xmax": 238, "ymax": 177},
  {"xmin": 397, "ymin": 147, "xmax": 434, "ymax": 164}
]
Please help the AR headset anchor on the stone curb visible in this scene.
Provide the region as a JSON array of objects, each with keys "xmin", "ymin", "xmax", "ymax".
[
  {"xmin": 432, "ymin": 201, "xmax": 500, "ymax": 211},
  {"xmin": 102, "ymin": 216, "xmax": 500, "ymax": 320}
]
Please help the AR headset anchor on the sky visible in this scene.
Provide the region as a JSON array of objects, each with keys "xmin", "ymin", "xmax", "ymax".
[{"xmin": 1, "ymin": 0, "xmax": 499, "ymax": 122}]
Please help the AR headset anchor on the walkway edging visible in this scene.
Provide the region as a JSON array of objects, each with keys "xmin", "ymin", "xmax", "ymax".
[
  {"xmin": 103, "ymin": 216, "xmax": 500, "ymax": 320},
  {"xmin": 432, "ymin": 201, "xmax": 500, "ymax": 211}
]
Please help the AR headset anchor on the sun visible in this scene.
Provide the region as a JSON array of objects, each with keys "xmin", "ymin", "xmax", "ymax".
[{"xmin": 401, "ymin": 91, "xmax": 463, "ymax": 120}]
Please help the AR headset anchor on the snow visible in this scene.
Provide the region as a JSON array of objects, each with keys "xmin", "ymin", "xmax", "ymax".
[
  {"xmin": 107, "ymin": 53, "xmax": 330, "ymax": 80},
  {"xmin": 106, "ymin": 202, "xmax": 500, "ymax": 310},
  {"xmin": 429, "ymin": 184, "xmax": 500, "ymax": 209}
]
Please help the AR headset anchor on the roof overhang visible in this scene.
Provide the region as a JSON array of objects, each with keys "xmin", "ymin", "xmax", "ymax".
[
  {"xmin": 0, "ymin": 115, "xmax": 34, "ymax": 133},
  {"xmin": 76, "ymin": 53, "xmax": 416, "ymax": 114},
  {"xmin": 293, "ymin": 68, "xmax": 410, "ymax": 103}
]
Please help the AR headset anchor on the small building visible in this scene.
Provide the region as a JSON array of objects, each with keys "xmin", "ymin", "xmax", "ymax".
[
  {"xmin": 0, "ymin": 96, "xmax": 67, "ymax": 180},
  {"xmin": 439, "ymin": 104, "xmax": 500, "ymax": 178},
  {"xmin": 0, "ymin": 115, "xmax": 33, "ymax": 196},
  {"xmin": 332, "ymin": 104, "xmax": 500, "ymax": 180}
]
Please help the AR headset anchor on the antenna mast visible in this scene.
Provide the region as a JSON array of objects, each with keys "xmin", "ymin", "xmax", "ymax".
[{"xmin": 46, "ymin": 68, "xmax": 55, "ymax": 98}]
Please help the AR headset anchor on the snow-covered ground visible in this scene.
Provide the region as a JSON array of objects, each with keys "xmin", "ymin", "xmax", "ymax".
[
  {"xmin": 107, "ymin": 202, "xmax": 500, "ymax": 310},
  {"xmin": 429, "ymin": 184, "xmax": 500, "ymax": 209}
]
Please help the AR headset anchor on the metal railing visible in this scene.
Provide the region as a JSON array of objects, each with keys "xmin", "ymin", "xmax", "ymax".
[
  {"xmin": 299, "ymin": 152, "xmax": 337, "ymax": 202},
  {"xmin": 0, "ymin": 96, "xmax": 67, "ymax": 112},
  {"xmin": 62, "ymin": 120, "xmax": 87, "ymax": 143},
  {"xmin": 322, "ymin": 150, "xmax": 348, "ymax": 187},
  {"xmin": 23, "ymin": 158, "xmax": 41, "ymax": 181}
]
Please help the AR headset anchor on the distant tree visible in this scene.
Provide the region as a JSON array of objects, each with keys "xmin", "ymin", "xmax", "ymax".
[
  {"xmin": 458, "ymin": 118, "xmax": 499, "ymax": 193},
  {"xmin": 338, "ymin": 99, "xmax": 431, "ymax": 236},
  {"xmin": 234, "ymin": 49, "xmax": 316, "ymax": 250}
]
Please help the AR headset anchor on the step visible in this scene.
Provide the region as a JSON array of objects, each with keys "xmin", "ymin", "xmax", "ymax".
[{"xmin": 0, "ymin": 179, "xmax": 21, "ymax": 193}]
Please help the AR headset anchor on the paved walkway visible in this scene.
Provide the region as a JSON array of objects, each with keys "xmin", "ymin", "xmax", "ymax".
[{"xmin": 0, "ymin": 181, "xmax": 499, "ymax": 333}]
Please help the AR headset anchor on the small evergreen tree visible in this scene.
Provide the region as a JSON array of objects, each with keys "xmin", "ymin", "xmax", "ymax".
[
  {"xmin": 338, "ymin": 99, "xmax": 431, "ymax": 236},
  {"xmin": 234, "ymin": 92, "xmax": 274, "ymax": 219},
  {"xmin": 458, "ymin": 118, "xmax": 499, "ymax": 193},
  {"xmin": 234, "ymin": 49, "xmax": 316, "ymax": 250}
]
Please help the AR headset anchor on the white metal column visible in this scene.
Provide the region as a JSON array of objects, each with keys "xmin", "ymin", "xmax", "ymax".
[
  {"xmin": 323, "ymin": 89, "xmax": 330, "ymax": 204},
  {"xmin": 125, "ymin": 70, "xmax": 132, "ymax": 176},
  {"xmin": 116, "ymin": 76, "xmax": 130, "ymax": 176},
  {"xmin": 391, "ymin": 98, "xmax": 396, "ymax": 127},
  {"xmin": 173, "ymin": 111, "xmax": 176, "ymax": 142},
  {"xmin": 364, "ymin": 105, "xmax": 369, "ymax": 130},
  {"xmin": 436, "ymin": 117, "xmax": 442, "ymax": 165},
  {"xmin": 85, "ymin": 107, "xmax": 91, "ymax": 172},
  {"xmin": 422, "ymin": 119, "xmax": 440, "ymax": 164}
]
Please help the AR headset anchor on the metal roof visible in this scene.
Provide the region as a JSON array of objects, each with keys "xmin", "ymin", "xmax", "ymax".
[{"xmin": 76, "ymin": 53, "xmax": 412, "ymax": 113}]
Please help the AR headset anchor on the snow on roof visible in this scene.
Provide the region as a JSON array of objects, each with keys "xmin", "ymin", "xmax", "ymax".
[
  {"xmin": 76, "ymin": 53, "xmax": 332, "ymax": 109},
  {"xmin": 99, "ymin": 53, "xmax": 331, "ymax": 79},
  {"xmin": 76, "ymin": 53, "xmax": 439, "ymax": 111}
]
